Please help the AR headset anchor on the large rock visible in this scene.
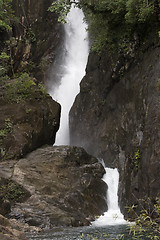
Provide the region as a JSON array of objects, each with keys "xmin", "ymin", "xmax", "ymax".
[
  {"xmin": 0, "ymin": 214, "xmax": 28, "ymax": 240},
  {"xmin": 0, "ymin": 146, "xmax": 107, "ymax": 228},
  {"xmin": 0, "ymin": 81, "xmax": 60, "ymax": 161},
  {"xmin": 70, "ymin": 44, "xmax": 160, "ymax": 218}
]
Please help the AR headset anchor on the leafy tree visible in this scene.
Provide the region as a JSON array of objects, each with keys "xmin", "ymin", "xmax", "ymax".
[
  {"xmin": 0, "ymin": 0, "xmax": 17, "ymax": 77},
  {"xmin": 49, "ymin": 0, "xmax": 160, "ymax": 53},
  {"xmin": 0, "ymin": 0, "xmax": 14, "ymax": 32},
  {"xmin": 0, "ymin": 51, "xmax": 10, "ymax": 76}
]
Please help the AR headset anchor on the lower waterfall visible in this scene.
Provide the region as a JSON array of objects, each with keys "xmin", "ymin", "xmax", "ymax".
[{"xmin": 92, "ymin": 168, "xmax": 127, "ymax": 226}]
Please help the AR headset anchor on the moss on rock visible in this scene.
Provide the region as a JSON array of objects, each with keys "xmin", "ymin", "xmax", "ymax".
[{"xmin": 0, "ymin": 76, "xmax": 60, "ymax": 161}]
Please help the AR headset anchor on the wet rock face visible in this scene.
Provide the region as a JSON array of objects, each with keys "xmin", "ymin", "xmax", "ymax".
[
  {"xmin": 0, "ymin": 146, "xmax": 107, "ymax": 228},
  {"xmin": 70, "ymin": 46, "xmax": 160, "ymax": 217},
  {"xmin": 0, "ymin": 85, "xmax": 60, "ymax": 161}
]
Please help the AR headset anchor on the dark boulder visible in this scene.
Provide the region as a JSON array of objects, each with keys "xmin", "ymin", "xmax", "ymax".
[
  {"xmin": 0, "ymin": 197, "xmax": 11, "ymax": 217},
  {"xmin": 0, "ymin": 145, "xmax": 107, "ymax": 228},
  {"xmin": 0, "ymin": 81, "xmax": 60, "ymax": 161}
]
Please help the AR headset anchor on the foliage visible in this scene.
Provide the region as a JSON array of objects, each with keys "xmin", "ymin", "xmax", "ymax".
[
  {"xmin": 126, "ymin": 198, "xmax": 160, "ymax": 240},
  {"xmin": 48, "ymin": 0, "xmax": 73, "ymax": 23},
  {"xmin": 0, "ymin": 118, "xmax": 13, "ymax": 140},
  {"xmin": 0, "ymin": 51, "xmax": 10, "ymax": 77},
  {"xmin": 25, "ymin": 28, "xmax": 36, "ymax": 43},
  {"xmin": 49, "ymin": 0, "xmax": 160, "ymax": 53},
  {"xmin": 3, "ymin": 73, "xmax": 49, "ymax": 103},
  {"xmin": 0, "ymin": 51, "xmax": 9, "ymax": 61},
  {"xmin": 5, "ymin": 73, "xmax": 36, "ymax": 103},
  {"xmin": 134, "ymin": 149, "xmax": 140, "ymax": 170},
  {"xmin": 0, "ymin": 0, "xmax": 16, "ymax": 32},
  {"xmin": 135, "ymin": 149, "xmax": 140, "ymax": 160},
  {"xmin": 0, "ymin": 118, "xmax": 13, "ymax": 158},
  {"xmin": 125, "ymin": 0, "xmax": 154, "ymax": 24},
  {"xmin": 0, "ymin": 178, "xmax": 29, "ymax": 203},
  {"xmin": 0, "ymin": 1, "xmax": 36, "ymax": 77},
  {"xmin": 38, "ymin": 83, "xmax": 48, "ymax": 95}
]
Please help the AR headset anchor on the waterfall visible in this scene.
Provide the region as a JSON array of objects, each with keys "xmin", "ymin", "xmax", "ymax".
[
  {"xmin": 49, "ymin": 4, "xmax": 126, "ymax": 227},
  {"xmin": 92, "ymin": 168, "xmax": 127, "ymax": 226},
  {"xmin": 49, "ymin": 5, "xmax": 89, "ymax": 145}
]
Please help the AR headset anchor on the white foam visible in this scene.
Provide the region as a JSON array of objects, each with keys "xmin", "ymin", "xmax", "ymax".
[{"xmin": 92, "ymin": 168, "xmax": 127, "ymax": 226}]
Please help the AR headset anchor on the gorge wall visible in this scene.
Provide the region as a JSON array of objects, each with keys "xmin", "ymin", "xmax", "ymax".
[
  {"xmin": 70, "ymin": 43, "xmax": 160, "ymax": 218},
  {"xmin": 11, "ymin": 0, "xmax": 64, "ymax": 81}
]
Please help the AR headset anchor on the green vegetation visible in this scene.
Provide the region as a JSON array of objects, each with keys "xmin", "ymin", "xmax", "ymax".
[
  {"xmin": 25, "ymin": 108, "xmax": 32, "ymax": 114},
  {"xmin": 0, "ymin": 0, "xmax": 14, "ymax": 32},
  {"xmin": 0, "ymin": 52, "xmax": 10, "ymax": 77},
  {"xmin": 25, "ymin": 27, "xmax": 36, "ymax": 43},
  {"xmin": 134, "ymin": 149, "xmax": 141, "ymax": 170},
  {"xmin": 49, "ymin": 0, "xmax": 160, "ymax": 53},
  {"xmin": 0, "ymin": 118, "xmax": 13, "ymax": 140},
  {"xmin": 0, "ymin": 0, "xmax": 17, "ymax": 78},
  {"xmin": 3, "ymin": 73, "xmax": 48, "ymax": 102},
  {"xmin": 126, "ymin": 198, "xmax": 160, "ymax": 240},
  {"xmin": 5, "ymin": 73, "xmax": 36, "ymax": 103},
  {"xmin": 0, "ymin": 0, "xmax": 38, "ymax": 79},
  {"xmin": 0, "ymin": 118, "xmax": 13, "ymax": 158},
  {"xmin": 0, "ymin": 178, "xmax": 30, "ymax": 203},
  {"xmin": 38, "ymin": 82, "xmax": 48, "ymax": 95}
]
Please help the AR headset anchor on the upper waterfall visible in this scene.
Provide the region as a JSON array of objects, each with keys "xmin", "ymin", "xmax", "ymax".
[{"xmin": 49, "ymin": 5, "xmax": 89, "ymax": 145}]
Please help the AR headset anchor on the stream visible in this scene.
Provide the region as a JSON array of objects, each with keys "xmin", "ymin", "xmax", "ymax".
[
  {"xmin": 28, "ymin": 225, "xmax": 156, "ymax": 240},
  {"xmin": 28, "ymin": 225, "xmax": 132, "ymax": 240}
]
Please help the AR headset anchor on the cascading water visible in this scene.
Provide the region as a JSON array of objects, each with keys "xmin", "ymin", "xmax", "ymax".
[
  {"xmin": 92, "ymin": 167, "xmax": 127, "ymax": 226},
  {"xmin": 28, "ymin": 6, "xmax": 132, "ymax": 240},
  {"xmin": 49, "ymin": 5, "xmax": 89, "ymax": 145},
  {"xmin": 49, "ymin": 3, "xmax": 126, "ymax": 228}
]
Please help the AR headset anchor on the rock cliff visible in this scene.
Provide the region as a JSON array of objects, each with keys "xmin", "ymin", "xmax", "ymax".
[
  {"xmin": 0, "ymin": 146, "xmax": 107, "ymax": 228},
  {"xmin": 0, "ymin": 1, "xmax": 63, "ymax": 237},
  {"xmin": 0, "ymin": 0, "xmax": 63, "ymax": 160},
  {"xmin": 0, "ymin": 78, "xmax": 60, "ymax": 161},
  {"xmin": 11, "ymin": 0, "xmax": 64, "ymax": 81},
  {"xmin": 70, "ymin": 43, "xmax": 160, "ymax": 218}
]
